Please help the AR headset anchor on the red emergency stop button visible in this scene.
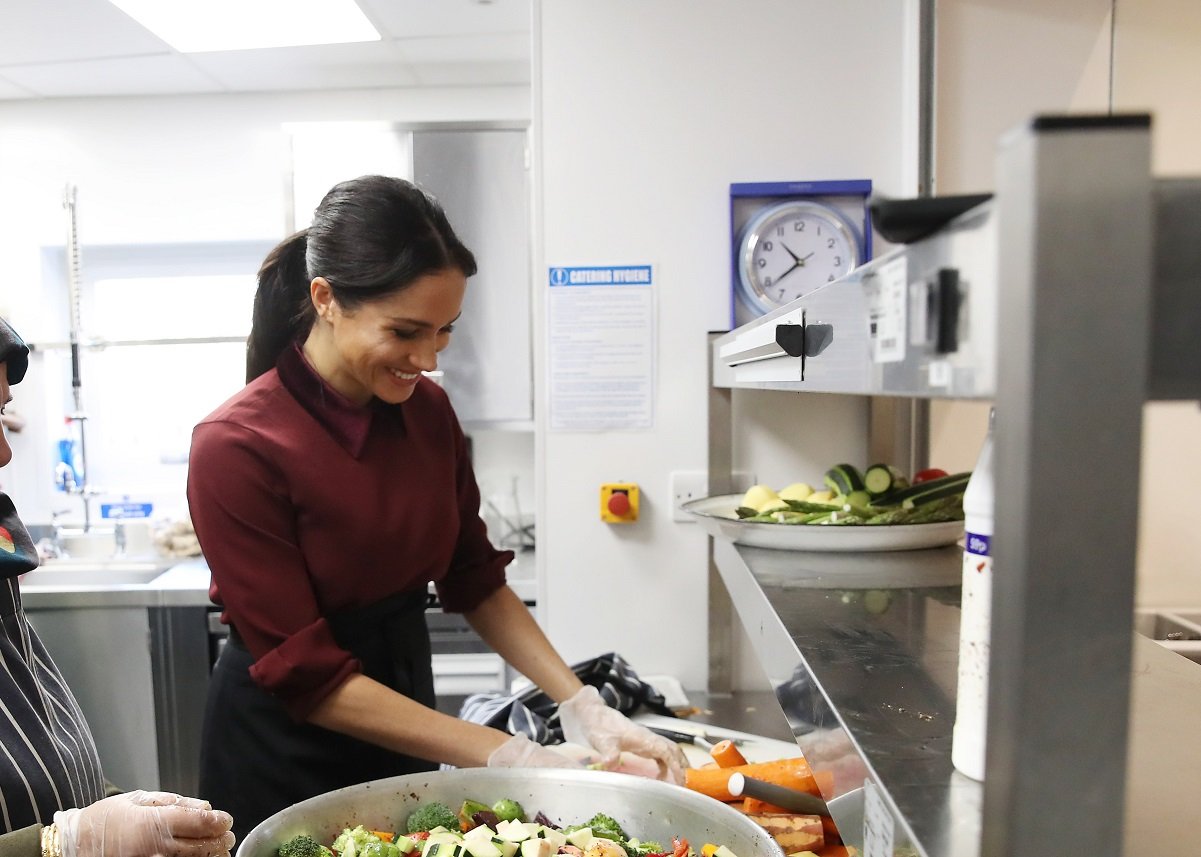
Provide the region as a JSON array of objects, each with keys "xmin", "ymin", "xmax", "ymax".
[
  {"xmin": 600, "ymin": 483, "xmax": 639, "ymax": 522},
  {"xmin": 607, "ymin": 491, "xmax": 631, "ymax": 516}
]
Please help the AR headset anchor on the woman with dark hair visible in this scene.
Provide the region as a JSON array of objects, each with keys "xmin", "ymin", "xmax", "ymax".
[
  {"xmin": 0, "ymin": 318, "xmax": 234, "ymax": 857},
  {"xmin": 187, "ymin": 176, "xmax": 686, "ymax": 841}
]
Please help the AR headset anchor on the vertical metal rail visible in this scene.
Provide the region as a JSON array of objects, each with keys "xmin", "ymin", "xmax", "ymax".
[
  {"xmin": 707, "ymin": 332, "xmax": 734, "ymax": 693},
  {"xmin": 868, "ymin": 0, "xmax": 937, "ymax": 477},
  {"xmin": 62, "ymin": 184, "xmax": 93, "ymax": 532},
  {"xmin": 985, "ymin": 115, "xmax": 1151, "ymax": 855}
]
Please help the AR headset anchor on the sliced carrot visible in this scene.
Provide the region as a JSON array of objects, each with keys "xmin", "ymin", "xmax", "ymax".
[
  {"xmin": 683, "ymin": 756, "xmax": 818, "ymax": 801},
  {"xmin": 741, "ymin": 796, "xmax": 793, "ymax": 815},
  {"xmin": 709, "ymin": 739, "xmax": 748, "ymax": 768},
  {"xmin": 370, "ymin": 831, "xmax": 396, "ymax": 843},
  {"xmin": 700, "ymin": 845, "xmax": 718, "ymax": 857}
]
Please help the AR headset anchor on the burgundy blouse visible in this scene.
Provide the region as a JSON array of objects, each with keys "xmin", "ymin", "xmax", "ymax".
[{"xmin": 187, "ymin": 345, "xmax": 511, "ymax": 718}]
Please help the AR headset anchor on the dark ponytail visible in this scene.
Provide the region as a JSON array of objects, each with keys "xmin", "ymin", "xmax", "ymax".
[{"xmin": 244, "ymin": 175, "xmax": 477, "ymax": 383}]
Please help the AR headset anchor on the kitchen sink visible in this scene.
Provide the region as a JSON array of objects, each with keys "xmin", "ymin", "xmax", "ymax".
[{"xmin": 23, "ymin": 559, "xmax": 172, "ymax": 587}]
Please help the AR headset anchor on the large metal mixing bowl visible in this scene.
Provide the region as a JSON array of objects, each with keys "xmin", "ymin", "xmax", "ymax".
[{"xmin": 237, "ymin": 768, "xmax": 785, "ymax": 857}]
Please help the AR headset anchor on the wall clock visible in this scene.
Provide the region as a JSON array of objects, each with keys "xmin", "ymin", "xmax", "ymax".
[{"xmin": 730, "ymin": 180, "xmax": 872, "ymax": 327}]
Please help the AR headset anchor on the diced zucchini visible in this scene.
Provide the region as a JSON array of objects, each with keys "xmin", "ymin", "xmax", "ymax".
[
  {"xmin": 565, "ymin": 828, "xmax": 593, "ymax": 850},
  {"xmin": 492, "ymin": 839, "xmax": 518, "ymax": 857},
  {"xmin": 536, "ymin": 828, "xmax": 567, "ymax": 851},
  {"xmin": 714, "ymin": 847, "xmax": 740, "ymax": 857},
  {"xmin": 520, "ymin": 840, "xmax": 554, "ymax": 857},
  {"xmin": 462, "ymin": 838, "xmax": 502, "ymax": 857},
  {"xmin": 395, "ymin": 837, "xmax": 419, "ymax": 855}
]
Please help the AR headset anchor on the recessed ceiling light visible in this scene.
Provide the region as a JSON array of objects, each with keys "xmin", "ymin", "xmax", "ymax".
[{"xmin": 106, "ymin": 0, "xmax": 380, "ymax": 53}]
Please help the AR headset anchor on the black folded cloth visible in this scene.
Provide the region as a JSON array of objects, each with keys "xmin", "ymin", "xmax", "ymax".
[{"xmin": 459, "ymin": 652, "xmax": 675, "ymax": 744}]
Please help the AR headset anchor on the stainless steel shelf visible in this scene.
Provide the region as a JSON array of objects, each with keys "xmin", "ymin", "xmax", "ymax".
[{"xmin": 714, "ymin": 539, "xmax": 1201, "ymax": 856}]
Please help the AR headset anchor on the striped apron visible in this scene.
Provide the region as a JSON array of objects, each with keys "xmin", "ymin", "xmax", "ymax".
[{"xmin": 0, "ymin": 494, "xmax": 105, "ymax": 832}]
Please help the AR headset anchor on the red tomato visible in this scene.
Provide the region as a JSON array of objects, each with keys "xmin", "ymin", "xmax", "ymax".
[{"xmin": 913, "ymin": 468, "xmax": 949, "ymax": 483}]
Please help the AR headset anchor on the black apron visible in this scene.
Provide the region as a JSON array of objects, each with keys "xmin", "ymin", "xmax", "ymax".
[{"xmin": 199, "ymin": 589, "xmax": 438, "ymax": 843}]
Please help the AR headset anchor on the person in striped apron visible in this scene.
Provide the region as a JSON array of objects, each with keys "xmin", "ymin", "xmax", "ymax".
[{"xmin": 0, "ymin": 318, "xmax": 235, "ymax": 857}]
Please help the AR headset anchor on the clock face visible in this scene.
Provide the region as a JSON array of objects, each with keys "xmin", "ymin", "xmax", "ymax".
[{"xmin": 738, "ymin": 200, "xmax": 861, "ymax": 314}]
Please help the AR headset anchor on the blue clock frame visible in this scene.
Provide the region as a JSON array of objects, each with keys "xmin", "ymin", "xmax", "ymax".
[{"xmin": 729, "ymin": 178, "xmax": 873, "ymax": 328}]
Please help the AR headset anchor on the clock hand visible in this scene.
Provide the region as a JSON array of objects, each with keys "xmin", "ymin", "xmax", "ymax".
[{"xmin": 780, "ymin": 242, "xmax": 816, "ymax": 267}]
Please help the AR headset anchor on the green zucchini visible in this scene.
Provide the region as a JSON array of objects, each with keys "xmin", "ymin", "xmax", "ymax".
[
  {"xmin": 863, "ymin": 463, "xmax": 908, "ymax": 496},
  {"xmin": 876, "ymin": 471, "xmax": 970, "ymax": 508},
  {"xmin": 824, "ymin": 463, "xmax": 866, "ymax": 496}
]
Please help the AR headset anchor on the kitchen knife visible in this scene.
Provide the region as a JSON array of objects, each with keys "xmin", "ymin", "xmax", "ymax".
[
  {"xmin": 646, "ymin": 725, "xmax": 746, "ymax": 750},
  {"xmin": 728, "ymin": 772, "xmax": 830, "ymax": 817}
]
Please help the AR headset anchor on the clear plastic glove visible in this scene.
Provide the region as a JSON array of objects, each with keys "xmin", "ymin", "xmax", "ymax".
[
  {"xmin": 487, "ymin": 733, "xmax": 584, "ymax": 770},
  {"xmin": 55, "ymin": 790, "xmax": 235, "ymax": 857},
  {"xmin": 558, "ymin": 685, "xmax": 689, "ymax": 785}
]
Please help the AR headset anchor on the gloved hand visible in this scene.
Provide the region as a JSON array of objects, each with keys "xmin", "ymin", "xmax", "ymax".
[
  {"xmin": 55, "ymin": 790, "xmax": 235, "ymax": 857},
  {"xmin": 558, "ymin": 685, "xmax": 689, "ymax": 785},
  {"xmin": 487, "ymin": 733, "xmax": 584, "ymax": 770}
]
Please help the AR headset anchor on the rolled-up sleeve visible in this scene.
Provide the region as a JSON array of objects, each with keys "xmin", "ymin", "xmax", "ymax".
[{"xmin": 188, "ymin": 419, "xmax": 359, "ymax": 720}]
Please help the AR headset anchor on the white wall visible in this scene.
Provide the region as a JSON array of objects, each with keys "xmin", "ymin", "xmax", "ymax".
[
  {"xmin": 928, "ymin": 0, "xmax": 1201, "ymax": 609},
  {"xmin": 0, "ymin": 86, "xmax": 530, "ymax": 522},
  {"xmin": 533, "ymin": 0, "xmax": 918, "ymax": 690}
]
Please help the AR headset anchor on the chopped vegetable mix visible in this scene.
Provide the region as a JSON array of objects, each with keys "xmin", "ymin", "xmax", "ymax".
[
  {"xmin": 279, "ymin": 799, "xmax": 716, "ymax": 857},
  {"xmin": 732, "ymin": 463, "xmax": 967, "ymax": 526}
]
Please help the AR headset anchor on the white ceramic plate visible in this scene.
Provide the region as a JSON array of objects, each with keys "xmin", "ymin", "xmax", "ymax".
[{"xmin": 682, "ymin": 494, "xmax": 964, "ymax": 552}]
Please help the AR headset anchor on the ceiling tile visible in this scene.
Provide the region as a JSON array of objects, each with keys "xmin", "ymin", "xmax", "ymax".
[
  {"xmin": 0, "ymin": 0, "xmax": 171, "ymax": 65},
  {"xmin": 185, "ymin": 41, "xmax": 422, "ymax": 91},
  {"xmin": 0, "ymin": 54, "xmax": 222, "ymax": 98},
  {"xmin": 358, "ymin": 0, "xmax": 530, "ymax": 39}
]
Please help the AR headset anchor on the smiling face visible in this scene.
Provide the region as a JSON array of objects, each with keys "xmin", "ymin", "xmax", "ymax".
[{"xmin": 303, "ymin": 268, "xmax": 467, "ymax": 406}]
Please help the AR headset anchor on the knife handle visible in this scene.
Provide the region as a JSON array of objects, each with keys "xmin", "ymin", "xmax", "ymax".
[{"xmin": 728, "ymin": 773, "xmax": 830, "ymax": 817}]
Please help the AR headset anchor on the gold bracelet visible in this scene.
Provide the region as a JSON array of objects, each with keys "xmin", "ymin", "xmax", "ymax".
[{"xmin": 40, "ymin": 822, "xmax": 62, "ymax": 857}]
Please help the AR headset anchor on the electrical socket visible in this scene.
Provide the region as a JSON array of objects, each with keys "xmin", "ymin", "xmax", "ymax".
[{"xmin": 670, "ymin": 470, "xmax": 756, "ymax": 522}]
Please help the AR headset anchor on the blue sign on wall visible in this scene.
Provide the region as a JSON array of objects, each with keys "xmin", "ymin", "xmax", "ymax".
[
  {"xmin": 101, "ymin": 502, "xmax": 154, "ymax": 519},
  {"xmin": 549, "ymin": 265, "xmax": 653, "ymax": 287}
]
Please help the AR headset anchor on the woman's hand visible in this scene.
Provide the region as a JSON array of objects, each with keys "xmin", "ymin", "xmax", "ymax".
[
  {"xmin": 486, "ymin": 733, "xmax": 584, "ymax": 770},
  {"xmin": 55, "ymin": 790, "xmax": 235, "ymax": 857},
  {"xmin": 559, "ymin": 686, "xmax": 689, "ymax": 785}
]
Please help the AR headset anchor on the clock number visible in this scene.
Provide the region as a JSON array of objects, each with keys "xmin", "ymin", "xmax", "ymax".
[
  {"xmin": 764, "ymin": 275, "xmax": 773, "ymax": 287},
  {"xmin": 763, "ymin": 240, "xmax": 773, "ymax": 252},
  {"xmin": 794, "ymin": 220, "xmax": 805, "ymax": 232},
  {"xmin": 828, "ymin": 274, "xmax": 836, "ymax": 282},
  {"xmin": 834, "ymin": 255, "xmax": 842, "ymax": 266},
  {"xmin": 776, "ymin": 225, "xmax": 785, "ymax": 236},
  {"xmin": 827, "ymin": 237, "xmax": 836, "ymax": 249},
  {"xmin": 757, "ymin": 258, "xmax": 767, "ymax": 268}
]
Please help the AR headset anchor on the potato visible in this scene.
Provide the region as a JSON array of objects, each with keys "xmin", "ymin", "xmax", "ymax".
[
  {"xmin": 741, "ymin": 484, "xmax": 781, "ymax": 512},
  {"xmin": 778, "ymin": 482, "xmax": 814, "ymax": 501}
]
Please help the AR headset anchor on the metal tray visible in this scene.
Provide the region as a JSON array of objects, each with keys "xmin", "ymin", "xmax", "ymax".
[
  {"xmin": 237, "ymin": 768, "xmax": 784, "ymax": 857},
  {"xmin": 682, "ymin": 494, "xmax": 964, "ymax": 552}
]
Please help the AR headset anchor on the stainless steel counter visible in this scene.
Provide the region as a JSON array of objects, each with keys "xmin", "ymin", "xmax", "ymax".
[{"xmin": 714, "ymin": 539, "xmax": 1201, "ymax": 856}]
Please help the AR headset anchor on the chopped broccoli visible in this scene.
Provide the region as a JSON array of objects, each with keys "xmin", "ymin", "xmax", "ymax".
[
  {"xmin": 584, "ymin": 813, "xmax": 626, "ymax": 842},
  {"xmin": 623, "ymin": 841, "xmax": 665, "ymax": 857},
  {"xmin": 278, "ymin": 834, "xmax": 332, "ymax": 857},
  {"xmin": 491, "ymin": 799, "xmax": 525, "ymax": 823},
  {"xmin": 332, "ymin": 827, "xmax": 383, "ymax": 857},
  {"xmin": 406, "ymin": 802, "xmax": 460, "ymax": 834}
]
